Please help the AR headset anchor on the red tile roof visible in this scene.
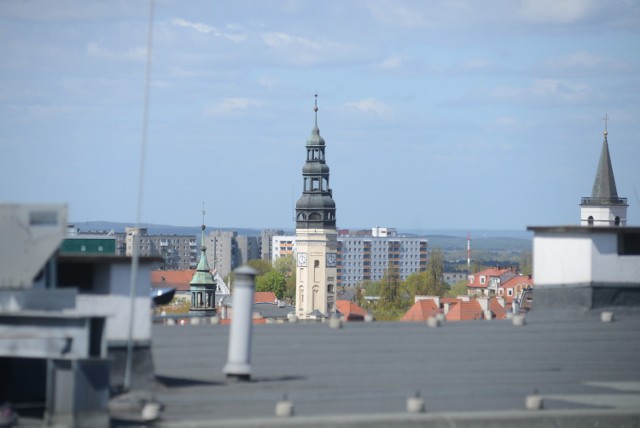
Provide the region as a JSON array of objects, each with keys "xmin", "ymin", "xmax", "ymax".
[
  {"xmin": 401, "ymin": 299, "xmax": 441, "ymax": 322},
  {"xmin": 254, "ymin": 292, "xmax": 277, "ymax": 304},
  {"xmin": 445, "ymin": 300, "xmax": 484, "ymax": 321},
  {"xmin": 336, "ymin": 300, "xmax": 368, "ymax": 321},
  {"xmin": 150, "ymin": 270, "xmax": 195, "ymax": 291},
  {"xmin": 467, "ymin": 267, "xmax": 511, "ymax": 289},
  {"xmin": 488, "ymin": 298, "xmax": 506, "ymax": 320},
  {"xmin": 501, "ymin": 275, "xmax": 534, "ymax": 289}
]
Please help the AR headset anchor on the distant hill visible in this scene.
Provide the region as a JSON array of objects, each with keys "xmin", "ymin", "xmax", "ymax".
[
  {"xmin": 72, "ymin": 221, "xmax": 263, "ymax": 237},
  {"xmin": 73, "ymin": 221, "xmax": 530, "ymax": 252},
  {"xmin": 425, "ymin": 235, "xmax": 531, "ymax": 252}
]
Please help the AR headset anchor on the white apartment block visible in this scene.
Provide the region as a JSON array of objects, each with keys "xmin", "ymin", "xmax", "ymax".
[{"xmin": 272, "ymin": 229, "xmax": 428, "ymax": 287}]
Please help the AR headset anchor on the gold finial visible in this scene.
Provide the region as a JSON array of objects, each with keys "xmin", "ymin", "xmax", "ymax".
[{"xmin": 603, "ymin": 114, "xmax": 609, "ymax": 137}]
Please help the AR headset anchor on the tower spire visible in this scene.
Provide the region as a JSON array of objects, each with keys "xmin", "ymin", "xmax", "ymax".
[
  {"xmin": 580, "ymin": 116, "xmax": 628, "ymax": 227},
  {"xmin": 314, "ymin": 93, "xmax": 318, "ymax": 128}
]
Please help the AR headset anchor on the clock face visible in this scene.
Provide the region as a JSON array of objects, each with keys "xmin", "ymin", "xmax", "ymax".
[
  {"xmin": 326, "ymin": 253, "xmax": 337, "ymax": 267},
  {"xmin": 297, "ymin": 252, "xmax": 307, "ymax": 267}
]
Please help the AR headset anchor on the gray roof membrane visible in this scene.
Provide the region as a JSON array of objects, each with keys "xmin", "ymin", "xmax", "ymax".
[{"xmin": 149, "ymin": 308, "xmax": 640, "ymax": 426}]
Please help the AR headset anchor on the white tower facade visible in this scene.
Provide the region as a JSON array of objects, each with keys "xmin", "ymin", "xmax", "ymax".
[{"xmin": 295, "ymin": 96, "xmax": 338, "ymax": 319}]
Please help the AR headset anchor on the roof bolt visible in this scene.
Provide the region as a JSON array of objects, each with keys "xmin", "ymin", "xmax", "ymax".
[
  {"xmin": 364, "ymin": 313, "xmax": 374, "ymax": 322},
  {"xmin": 426, "ymin": 316, "xmax": 440, "ymax": 328},
  {"xmin": 288, "ymin": 314, "xmax": 298, "ymax": 324},
  {"xmin": 435, "ymin": 313, "xmax": 446, "ymax": 323},
  {"xmin": 166, "ymin": 318, "xmax": 176, "ymax": 326},
  {"xmin": 525, "ymin": 391, "xmax": 543, "ymax": 410},
  {"xmin": 512, "ymin": 314, "xmax": 526, "ymax": 327},
  {"xmin": 275, "ymin": 394, "xmax": 294, "ymax": 417},
  {"xmin": 601, "ymin": 311, "xmax": 614, "ymax": 323},
  {"xmin": 329, "ymin": 315, "xmax": 343, "ymax": 329},
  {"xmin": 141, "ymin": 401, "xmax": 163, "ymax": 421},
  {"xmin": 406, "ymin": 391, "xmax": 425, "ymax": 413},
  {"xmin": 210, "ymin": 315, "xmax": 220, "ymax": 325},
  {"xmin": 190, "ymin": 317, "xmax": 201, "ymax": 326}
]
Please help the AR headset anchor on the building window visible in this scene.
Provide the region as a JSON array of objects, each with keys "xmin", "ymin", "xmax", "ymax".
[
  {"xmin": 619, "ymin": 232, "xmax": 640, "ymax": 255},
  {"xmin": 615, "ymin": 216, "xmax": 621, "ymax": 226},
  {"xmin": 480, "ymin": 276, "xmax": 486, "ymax": 284},
  {"xmin": 588, "ymin": 216, "xmax": 594, "ymax": 226}
]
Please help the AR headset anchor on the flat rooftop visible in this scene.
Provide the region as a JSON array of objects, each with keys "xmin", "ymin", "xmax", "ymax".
[{"xmin": 147, "ymin": 311, "xmax": 640, "ymax": 427}]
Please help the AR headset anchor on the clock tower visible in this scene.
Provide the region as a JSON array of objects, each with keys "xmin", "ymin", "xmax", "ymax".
[{"xmin": 295, "ymin": 95, "xmax": 338, "ymax": 319}]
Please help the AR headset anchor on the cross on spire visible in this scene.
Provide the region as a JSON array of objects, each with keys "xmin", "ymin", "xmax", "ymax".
[{"xmin": 603, "ymin": 114, "xmax": 609, "ymax": 136}]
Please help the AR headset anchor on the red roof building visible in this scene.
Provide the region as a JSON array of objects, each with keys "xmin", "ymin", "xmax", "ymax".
[
  {"xmin": 467, "ymin": 267, "xmax": 517, "ymax": 296},
  {"xmin": 336, "ymin": 300, "xmax": 368, "ymax": 321},
  {"xmin": 445, "ymin": 300, "xmax": 484, "ymax": 321},
  {"xmin": 499, "ymin": 275, "xmax": 534, "ymax": 303},
  {"xmin": 254, "ymin": 291, "xmax": 277, "ymax": 304},
  {"xmin": 151, "ymin": 270, "xmax": 195, "ymax": 292},
  {"xmin": 401, "ymin": 299, "xmax": 441, "ymax": 322}
]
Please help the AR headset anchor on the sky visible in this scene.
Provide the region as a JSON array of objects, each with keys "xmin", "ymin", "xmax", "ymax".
[{"xmin": 1, "ymin": 0, "xmax": 639, "ymax": 231}]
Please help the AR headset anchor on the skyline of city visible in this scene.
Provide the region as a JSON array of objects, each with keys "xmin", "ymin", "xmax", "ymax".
[{"xmin": 2, "ymin": 1, "xmax": 639, "ymax": 230}]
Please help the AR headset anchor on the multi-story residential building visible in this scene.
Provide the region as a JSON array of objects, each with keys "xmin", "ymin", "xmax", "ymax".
[
  {"xmin": 272, "ymin": 228, "xmax": 428, "ymax": 288},
  {"xmin": 260, "ymin": 228, "xmax": 285, "ymax": 261},
  {"xmin": 206, "ymin": 230, "xmax": 260, "ymax": 279},
  {"xmin": 116, "ymin": 227, "xmax": 198, "ymax": 270},
  {"xmin": 271, "ymin": 235, "xmax": 297, "ymax": 260},
  {"xmin": 338, "ymin": 233, "xmax": 428, "ymax": 287}
]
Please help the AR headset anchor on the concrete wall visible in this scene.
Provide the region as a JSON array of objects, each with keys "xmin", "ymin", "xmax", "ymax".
[
  {"xmin": 533, "ymin": 230, "xmax": 640, "ymax": 287},
  {"xmin": 74, "ymin": 263, "xmax": 152, "ymax": 342}
]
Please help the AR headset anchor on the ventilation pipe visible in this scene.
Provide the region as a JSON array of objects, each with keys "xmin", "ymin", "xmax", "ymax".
[{"xmin": 223, "ymin": 265, "xmax": 257, "ymax": 381}]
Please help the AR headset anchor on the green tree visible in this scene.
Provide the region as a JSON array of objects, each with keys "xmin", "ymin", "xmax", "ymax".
[
  {"xmin": 447, "ymin": 279, "xmax": 468, "ymax": 297},
  {"xmin": 255, "ymin": 270, "xmax": 287, "ymax": 299},
  {"xmin": 247, "ymin": 259, "xmax": 273, "ymax": 276},
  {"xmin": 519, "ymin": 250, "xmax": 532, "ymax": 276},
  {"xmin": 274, "ymin": 255, "xmax": 296, "ymax": 302},
  {"xmin": 426, "ymin": 248, "xmax": 445, "ymax": 295}
]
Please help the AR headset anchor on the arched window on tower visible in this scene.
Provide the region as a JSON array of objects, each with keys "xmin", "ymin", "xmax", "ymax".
[
  {"xmin": 309, "ymin": 212, "xmax": 321, "ymax": 221},
  {"xmin": 297, "ymin": 212, "xmax": 306, "ymax": 221},
  {"xmin": 588, "ymin": 216, "xmax": 594, "ymax": 226},
  {"xmin": 615, "ymin": 216, "xmax": 620, "ymax": 226},
  {"xmin": 312, "ymin": 178, "xmax": 320, "ymax": 191}
]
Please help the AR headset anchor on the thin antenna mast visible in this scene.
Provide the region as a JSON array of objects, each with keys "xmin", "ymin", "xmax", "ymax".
[
  {"xmin": 467, "ymin": 232, "xmax": 471, "ymax": 273},
  {"xmin": 124, "ymin": 0, "xmax": 155, "ymax": 391}
]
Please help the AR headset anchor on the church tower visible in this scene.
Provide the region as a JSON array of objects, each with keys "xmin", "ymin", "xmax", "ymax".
[
  {"xmin": 295, "ymin": 95, "xmax": 338, "ymax": 319},
  {"xmin": 580, "ymin": 117, "xmax": 628, "ymax": 226},
  {"xmin": 190, "ymin": 205, "xmax": 217, "ymax": 315}
]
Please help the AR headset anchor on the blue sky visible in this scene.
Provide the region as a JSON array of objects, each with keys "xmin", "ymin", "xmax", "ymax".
[{"xmin": 1, "ymin": 0, "xmax": 639, "ymax": 231}]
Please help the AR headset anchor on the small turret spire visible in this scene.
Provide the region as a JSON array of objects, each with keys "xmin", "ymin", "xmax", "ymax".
[
  {"xmin": 200, "ymin": 201, "xmax": 206, "ymax": 250},
  {"xmin": 314, "ymin": 93, "xmax": 318, "ymax": 128}
]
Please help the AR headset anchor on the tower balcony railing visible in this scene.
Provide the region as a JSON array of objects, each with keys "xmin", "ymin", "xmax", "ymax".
[{"xmin": 581, "ymin": 197, "xmax": 628, "ymax": 206}]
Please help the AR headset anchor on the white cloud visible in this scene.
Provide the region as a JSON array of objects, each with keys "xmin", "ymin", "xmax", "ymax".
[
  {"xmin": 205, "ymin": 98, "xmax": 263, "ymax": 116},
  {"xmin": 488, "ymin": 79, "xmax": 589, "ymax": 104},
  {"xmin": 172, "ymin": 18, "xmax": 248, "ymax": 43},
  {"xmin": 453, "ymin": 58, "xmax": 504, "ymax": 74},
  {"xmin": 519, "ymin": 0, "xmax": 601, "ymax": 24},
  {"xmin": 365, "ymin": 0, "xmax": 426, "ymax": 29},
  {"xmin": 260, "ymin": 31, "xmax": 362, "ymax": 66},
  {"xmin": 85, "ymin": 42, "xmax": 146, "ymax": 62},
  {"xmin": 345, "ymin": 98, "xmax": 392, "ymax": 117},
  {"xmin": 538, "ymin": 51, "xmax": 635, "ymax": 75},
  {"xmin": 377, "ymin": 55, "xmax": 406, "ymax": 70}
]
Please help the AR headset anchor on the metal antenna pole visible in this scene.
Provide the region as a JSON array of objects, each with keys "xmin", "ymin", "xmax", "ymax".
[{"xmin": 124, "ymin": 0, "xmax": 155, "ymax": 391}]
